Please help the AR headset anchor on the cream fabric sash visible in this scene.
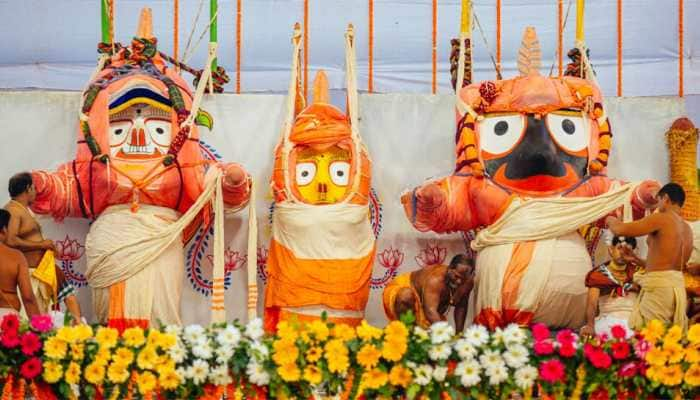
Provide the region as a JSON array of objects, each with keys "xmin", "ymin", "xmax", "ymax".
[
  {"xmin": 272, "ymin": 202, "xmax": 374, "ymax": 259},
  {"xmin": 629, "ymin": 270, "xmax": 688, "ymax": 332},
  {"xmin": 688, "ymin": 220, "xmax": 700, "ymax": 264},
  {"xmin": 472, "ymin": 183, "xmax": 637, "ymax": 251}
]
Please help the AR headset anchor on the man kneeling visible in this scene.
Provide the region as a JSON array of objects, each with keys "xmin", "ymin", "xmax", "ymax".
[
  {"xmin": 383, "ymin": 254, "xmax": 474, "ymax": 332},
  {"xmin": 606, "ymin": 183, "xmax": 693, "ymax": 332}
]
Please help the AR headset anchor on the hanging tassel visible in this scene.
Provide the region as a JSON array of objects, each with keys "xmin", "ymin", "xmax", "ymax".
[{"xmin": 1, "ymin": 375, "xmax": 13, "ymax": 400}]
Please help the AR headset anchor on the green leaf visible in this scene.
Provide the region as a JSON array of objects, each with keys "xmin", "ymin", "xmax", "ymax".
[
  {"xmin": 195, "ymin": 109, "xmax": 214, "ymax": 130},
  {"xmin": 406, "ymin": 383, "xmax": 420, "ymax": 400}
]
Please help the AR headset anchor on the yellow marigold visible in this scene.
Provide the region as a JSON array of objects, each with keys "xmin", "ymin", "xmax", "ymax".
[
  {"xmin": 94, "ymin": 347, "xmax": 112, "ymax": 367},
  {"xmin": 357, "ymin": 320, "xmax": 383, "ymax": 341},
  {"xmin": 686, "ymin": 346, "xmax": 700, "ymax": 363},
  {"xmin": 685, "ymin": 364, "xmax": 700, "ymax": 387},
  {"xmin": 324, "ymin": 339, "xmax": 349, "ymax": 364},
  {"xmin": 137, "ymin": 347, "xmax": 159, "ymax": 370},
  {"xmin": 277, "ymin": 321, "xmax": 300, "ymax": 341},
  {"xmin": 137, "ymin": 371, "xmax": 157, "ymax": 395},
  {"xmin": 158, "ymin": 370, "xmax": 181, "ymax": 390},
  {"xmin": 382, "ymin": 338, "xmax": 407, "ymax": 362},
  {"xmin": 646, "ymin": 365, "xmax": 662, "ymax": 382},
  {"xmin": 107, "ymin": 362, "xmax": 130, "ymax": 384},
  {"xmin": 303, "ymin": 365, "xmax": 323, "ymax": 385},
  {"xmin": 357, "ymin": 344, "xmax": 382, "ymax": 369},
  {"xmin": 332, "ymin": 324, "xmax": 356, "ymax": 341},
  {"xmin": 84, "ymin": 362, "xmax": 106, "ymax": 385},
  {"xmin": 689, "ymin": 324, "xmax": 700, "ymax": 345},
  {"xmin": 65, "ymin": 361, "xmax": 81, "ymax": 385},
  {"xmin": 645, "ymin": 346, "xmax": 669, "ymax": 367},
  {"xmin": 44, "ymin": 337, "xmax": 68, "ymax": 359},
  {"xmin": 384, "ymin": 321, "xmax": 409, "ymax": 341},
  {"xmin": 75, "ymin": 324, "xmax": 94, "ymax": 341},
  {"xmin": 660, "ymin": 364, "xmax": 683, "ymax": 386},
  {"xmin": 156, "ymin": 359, "xmax": 177, "ymax": 376},
  {"xmin": 113, "ymin": 347, "xmax": 135, "ymax": 366},
  {"xmin": 663, "ymin": 341, "xmax": 685, "ymax": 364},
  {"xmin": 306, "ymin": 346, "xmax": 323, "ymax": 363},
  {"xmin": 42, "ymin": 361, "xmax": 63, "ymax": 384},
  {"xmin": 122, "ymin": 327, "xmax": 146, "ymax": 347},
  {"xmin": 641, "ymin": 320, "xmax": 666, "ymax": 343},
  {"xmin": 156, "ymin": 332, "xmax": 177, "ymax": 350},
  {"xmin": 55, "ymin": 326, "xmax": 78, "ymax": 344},
  {"xmin": 278, "ymin": 362, "xmax": 301, "ymax": 382},
  {"xmin": 389, "ymin": 365, "xmax": 412, "ymax": 387},
  {"xmin": 272, "ymin": 338, "xmax": 299, "ymax": 365},
  {"xmin": 664, "ymin": 325, "xmax": 683, "ymax": 344},
  {"xmin": 308, "ymin": 320, "xmax": 330, "ymax": 342},
  {"xmin": 96, "ymin": 327, "xmax": 119, "ymax": 349},
  {"xmin": 70, "ymin": 343, "xmax": 85, "ymax": 361},
  {"xmin": 362, "ymin": 368, "xmax": 388, "ymax": 390},
  {"xmin": 328, "ymin": 354, "xmax": 350, "ymax": 374}
]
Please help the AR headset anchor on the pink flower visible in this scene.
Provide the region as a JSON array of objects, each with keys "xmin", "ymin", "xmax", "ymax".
[
  {"xmin": 539, "ymin": 359, "xmax": 565, "ymax": 384},
  {"xmin": 54, "ymin": 236, "xmax": 85, "ymax": 261},
  {"xmin": 556, "ymin": 329, "xmax": 576, "ymax": 345},
  {"xmin": 618, "ymin": 361, "xmax": 639, "ymax": 378},
  {"xmin": 558, "ymin": 342, "xmax": 576, "ymax": 358},
  {"xmin": 1, "ymin": 314, "xmax": 19, "ymax": 335},
  {"xmin": 20, "ymin": 332, "xmax": 41, "ymax": 356},
  {"xmin": 531, "ymin": 323, "xmax": 551, "ymax": 341},
  {"xmin": 634, "ymin": 339, "xmax": 651, "ymax": 358},
  {"xmin": 585, "ymin": 344, "xmax": 612, "ymax": 369},
  {"xmin": 1, "ymin": 332, "xmax": 19, "ymax": 349},
  {"xmin": 378, "ymin": 248, "xmax": 404, "ymax": 269},
  {"xmin": 415, "ymin": 243, "xmax": 447, "ymax": 267},
  {"xmin": 19, "ymin": 357, "xmax": 42, "ymax": 380},
  {"xmin": 30, "ymin": 315, "xmax": 53, "ymax": 333},
  {"xmin": 610, "ymin": 325, "xmax": 627, "ymax": 340},
  {"xmin": 611, "ymin": 341, "xmax": 630, "ymax": 360},
  {"xmin": 534, "ymin": 340, "xmax": 554, "ymax": 356}
]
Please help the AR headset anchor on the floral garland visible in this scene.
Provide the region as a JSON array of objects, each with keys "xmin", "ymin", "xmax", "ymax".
[{"xmin": 0, "ymin": 313, "xmax": 698, "ymax": 399}]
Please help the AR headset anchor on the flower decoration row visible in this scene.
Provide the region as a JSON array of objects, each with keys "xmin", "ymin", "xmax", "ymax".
[{"xmin": 0, "ymin": 313, "xmax": 698, "ymax": 400}]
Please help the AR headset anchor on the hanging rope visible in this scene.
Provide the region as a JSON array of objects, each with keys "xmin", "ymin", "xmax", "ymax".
[
  {"xmin": 236, "ymin": 0, "xmax": 242, "ymax": 93},
  {"xmin": 496, "ymin": 0, "xmax": 502, "ymax": 69},
  {"xmin": 174, "ymin": 0, "xmax": 179, "ymax": 66},
  {"xmin": 303, "ymin": 0, "xmax": 309, "ymax": 101},
  {"xmin": 678, "ymin": 0, "xmax": 684, "ymax": 97},
  {"xmin": 472, "ymin": 9, "xmax": 501, "ymax": 79},
  {"xmin": 617, "ymin": 0, "xmax": 622, "ymax": 96},
  {"xmin": 183, "ymin": 9, "xmax": 219, "ymax": 64},
  {"xmin": 558, "ymin": 0, "xmax": 563, "ymax": 76},
  {"xmin": 368, "ymin": 0, "xmax": 374, "ymax": 92},
  {"xmin": 431, "ymin": 0, "xmax": 438, "ymax": 94},
  {"xmin": 183, "ymin": 0, "xmax": 206, "ymax": 62},
  {"xmin": 548, "ymin": 0, "xmax": 574, "ymax": 77}
]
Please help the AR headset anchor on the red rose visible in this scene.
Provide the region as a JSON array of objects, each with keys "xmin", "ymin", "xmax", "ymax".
[
  {"xmin": 558, "ymin": 342, "xmax": 577, "ymax": 358},
  {"xmin": 534, "ymin": 340, "xmax": 555, "ymax": 356},
  {"xmin": 590, "ymin": 387, "xmax": 610, "ymax": 400},
  {"xmin": 610, "ymin": 325, "xmax": 627, "ymax": 340},
  {"xmin": 20, "ymin": 357, "xmax": 42, "ymax": 380},
  {"xmin": 1, "ymin": 332, "xmax": 20, "ymax": 349},
  {"xmin": 531, "ymin": 323, "xmax": 551, "ymax": 341},
  {"xmin": 617, "ymin": 361, "xmax": 638, "ymax": 378},
  {"xmin": 556, "ymin": 329, "xmax": 576, "ymax": 345},
  {"xmin": 20, "ymin": 332, "xmax": 42, "ymax": 356},
  {"xmin": 0, "ymin": 314, "xmax": 19, "ymax": 335},
  {"xmin": 611, "ymin": 341, "xmax": 630, "ymax": 360}
]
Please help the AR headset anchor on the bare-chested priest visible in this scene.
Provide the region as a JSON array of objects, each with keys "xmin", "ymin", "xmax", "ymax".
[
  {"xmin": 4, "ymin": 173, "xmax": 82, "ymax": 321},
  {"xmin": 606, "ymin": 182, "xmax": 693, "ymax": 332},
  {"xmin": 383, "ymin": 254, "xmax": 474, "ymax": 332},
  {"xmin": 0, "ymin": 210, "xmax": 39, "ymax": 318}
]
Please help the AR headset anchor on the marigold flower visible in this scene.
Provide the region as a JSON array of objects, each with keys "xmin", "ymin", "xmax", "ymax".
[
  {"xmin": 84, "ymin": 362, "xmax": 106, "ymax": 385},
  {"xmin": 303, "ymin": 365, "xmax": 322, "ymax": 385},
  {"xmin": 389, "ymin": 365, "xmax": 412, "ymax": 387},
  {"xmin": 122, "ymin": 327, "xmax": 146, "ymax": 347},
  {"xmin": 278, "ymin": 362, "xmax": 301, "ymax": 382},
  {"xmin": 357, "ymin": 344, "xmax": 382, "ymax": 369}
]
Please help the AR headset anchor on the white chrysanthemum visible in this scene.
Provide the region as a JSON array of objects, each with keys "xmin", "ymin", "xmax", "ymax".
[
  {"xmin": 514, "ymin": 365, "xmax": 538, "ymax": 389},
  {"xmin": 486, "ymin": 364, "xmax": 508, "ymax": 386},
  {"xmin": 454, "ymin": 338, "xmax": 477, "ymax": 360},
  {"xmin": 247, "ymin": 361, "xmax": 270, "ymax": 386},
  {"xmin": 413, "ymin": 364, "xmax": 433, "ymax": 386},
  {"xmin": 192, "ymin": 342, "xmax": 213, "ymax": 360},
  {"xmin": 209, "ymin": 364, "xmax": 232, "ymax": 385},
  {"xmin": 429, "ymin": 343, "xmax": 452, "ymax": 361},
  {"xmin": 413, "ymin": 326, "xmax": 430, "ymax": 341},
  {"xmin": 183, "ymin": 325, "xmax": 206, "ymax": 345},
  {"xmin": 249, "ymin": 341, "xmax": 269, "ymax": 361},
  {"xmin": 464, "ymin": 325, "xmax": 489, "ymax": 347},
  {"xmin": 246, "ymin": 318, "xmax": 264, "ymax": 340},
  {"xmin": 215, "ymin": 345, "xmax": 235, "ymax": 364},
  {"xmin": 502, "ymin": 324, "xmax": 527, "ymax": 347},
  {"xmin": 479, "ymin": 349, "xmax": 505, "ymax": 370},
  {"xmin": 491, "ymin": 328, "xmax": 504, "ymax": 346},
  {"xmin": 429, "ymin": 321, "xmax": 455, "ymax": 344},
  {"xmin": 188, "ymin": 359, "xmax": 209, "ymax": 385},
  {"xmin": 168, "ymin": 343, "xmax": 187, "ymax": 364},
  {"xmin": 503, "ymin": 344, "xmax": 529, "ymax": 369},
  {"xmin": 455, "ymin": 360, "xmax": 481, "ymax": 387},
  {"xmin": 176, "ymin": 367, "xmax": 188, "ymax": 379},
  {"xmin": 217, "ymin": 325, "xmax": 242, "ymax": 348},
  {"xmin": 164, "ymin": 325, "xmax": 182, "ymax": 337},
  {"xmin": 432, "ymin": 366, "xmax": 448, "ymax": 382}
]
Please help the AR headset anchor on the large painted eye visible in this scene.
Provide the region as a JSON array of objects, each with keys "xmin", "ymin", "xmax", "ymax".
[
  {"xmin": 295, "ymin": 162, "xmax": 316, "ymax": 186},
  {"xmin": 477, "ymin": 114, "xmax": 525, "ymax": 155},
  {"xmin": 109, "ymin": 120, "xmax": 131, "ymax": 147},
  {"xmin": 145, "ymin": 119, "xmax": 172, "ymax": 147},
  {"xmin": 329, "ymin": 161, "xmax": 350, "ymax": 186},
  {"xmin": 546, "ymin": 113, "xmax": 589, "ymax": 152}
]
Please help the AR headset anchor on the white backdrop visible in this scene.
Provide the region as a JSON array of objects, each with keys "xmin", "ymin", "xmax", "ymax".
[{"xmin": 0, "ymin": 91, "xmax": 685, "ymax": 326}]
